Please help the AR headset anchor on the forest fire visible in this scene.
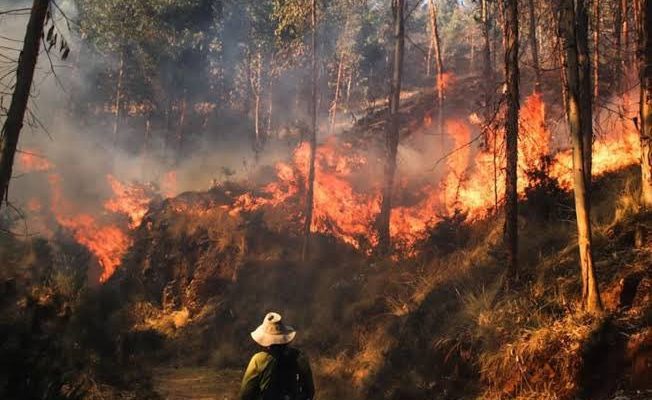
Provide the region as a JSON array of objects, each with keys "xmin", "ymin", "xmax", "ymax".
[
  {"xmin": 228, "ymin": 93, "xmax": 641, "ymax": 252},
  {"xmin": 18, "ymin": 93, "xmax": 641, "ymax": 281},
  {"xmin": 14, "ymin": 154, "xmax": 157, "ymax": 282}
]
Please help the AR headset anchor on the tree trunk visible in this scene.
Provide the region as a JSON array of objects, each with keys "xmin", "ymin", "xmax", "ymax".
[
  {"xmin": 623, "ymin": 0, "xmax": 630, "ymax": 66},
  {"xmin": 577, "ymin": 0, "xmax": 593, "ymax": 183},
  {"xmin": 377, "ymin": 0, "xmax": 406, "ymax": 255},
  {"xmin": 528, "ymin": 0, "xmax": 542, "ymax": 92},
  {"xmin": 142, "ymin": 112, "xmax": 151, "ymax": 179},
  {"xmin": 641, "ymin": 0, "xmax": 652, "ymax": 207},
  {"xmin": 113, "ymin": 51, "xmax": 125, "ymax": 147},
  {"xmin": 428, "ymin": 0, "xmax": 445, "ymax": 138},
  {"xmin": 0, "ymin": 0, "xmax": 49, "ymax": 209},
  {"xmin": 481, "ymin": 0, "xmax": 493, "ymax": 101},
  {"xmin": 266, "ymin": 53, "xmax": 275, "ymax": 137},
  {"xmin": 176, "ymin": 91, "xmax": 187, "ymax": 164},
  {"xmin": 164, "ymin": 98, "xmax": 173, "ymax": 156},
  {"xmin": 504, "ymin": 0, "xmax": 520, "ymax": 278},
  {"xmin": 329, "ymin": 52, "xmax": 345, "ymax": 135},
  {"xmin": 559, "ymin": 0, "xmax": 603, "ymax": 314},
  {"xmin": 616, "ymin": 0, "xmax": 624, "ymax": 89},
  {"xmin": 346, "ymin": 67, "xmax": 353, "ymax": 107},
  {"xmin": 558, "ymin": 34, "xmax": 570, "ymax": 114},
  {"xmin": 302, "ymin": 0, "xmax": 318, "ymax": 261},
  {"xmin": 593, "ymin": 0, "xmax": 600, "ymax": 100},
  {"xmin": 470, "ymin": 34, "xmax": 476, "ymax": 72}
]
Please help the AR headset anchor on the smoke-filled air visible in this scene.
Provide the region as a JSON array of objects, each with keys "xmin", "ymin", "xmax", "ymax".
[{"xmin": 0, "ymin": 0, "xmax": 650, "ymax": 399}]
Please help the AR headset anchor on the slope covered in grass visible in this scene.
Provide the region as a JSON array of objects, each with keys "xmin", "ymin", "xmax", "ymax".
[{"xmin": 98, "ymin": 165, "xmax": 649, "ymax": 400}]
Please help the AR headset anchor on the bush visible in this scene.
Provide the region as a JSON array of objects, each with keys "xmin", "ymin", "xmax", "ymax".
[
  {"xmin": 522, "ymin": 156, "xmax": 573, "ymax": 221},
  {"xmin": 417, "ymin": 209, "xmax": 470, "ymax": 258}
]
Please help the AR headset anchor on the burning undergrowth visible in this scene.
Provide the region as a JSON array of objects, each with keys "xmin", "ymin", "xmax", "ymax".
[{"xmin": 10, "ymin": 90, "xmax": 644, "ymax": 286}]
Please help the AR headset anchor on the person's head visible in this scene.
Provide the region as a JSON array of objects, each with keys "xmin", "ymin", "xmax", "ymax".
[{"xmin": 250, "ymin": 312, "xmax": 296, "ymax": 348}]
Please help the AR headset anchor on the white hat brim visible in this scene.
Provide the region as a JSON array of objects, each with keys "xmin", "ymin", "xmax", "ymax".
[{"xmin": 250, "ymin": 325, "xmax": 296, "ymax": 346}]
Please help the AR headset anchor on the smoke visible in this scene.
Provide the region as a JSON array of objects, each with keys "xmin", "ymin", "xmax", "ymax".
[{"xmin": 1, "ymin": 1, "xmax": 301, "ymax": 230}]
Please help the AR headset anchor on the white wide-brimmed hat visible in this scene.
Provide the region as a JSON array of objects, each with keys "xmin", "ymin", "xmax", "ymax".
[{"xmin": 251, "ymin": 312, "xmax": 296, "ymax": 347}]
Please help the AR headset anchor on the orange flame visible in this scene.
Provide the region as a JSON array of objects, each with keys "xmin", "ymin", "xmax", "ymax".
[
  {"xmin": 104, "ymin": 175, "xmax": 152, "ymax": 229},
  {"xmin": 48, "ymin": 174, "xmax": 131, "ymax": 282},
  {"xmin": 229, "ymin": 92, "xmax": 640, "ymax": 254},
  {"xmin": 18, "ymin": 151, "xmax": 52, "ymax": 172}
]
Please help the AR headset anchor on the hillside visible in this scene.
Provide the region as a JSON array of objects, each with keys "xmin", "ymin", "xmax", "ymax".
[{"xmin": 99, "ymin": 166, "xmax": 650, "ymax": 400}]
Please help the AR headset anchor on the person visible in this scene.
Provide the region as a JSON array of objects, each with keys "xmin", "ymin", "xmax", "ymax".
[{"xmin": 239, "ymin": 312, "xmax": 315, "ymax": 400}]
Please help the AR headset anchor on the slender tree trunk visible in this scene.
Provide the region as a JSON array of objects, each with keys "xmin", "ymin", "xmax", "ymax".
[
  {"xmin": 504, "ymin": 0, "xmax": 520, "ymax": 278},
  {"xmin": 616, "ymin": 0, "xmax": 624, "ymax": 88},
  {"xmin": 113, "ymin": 51, "xmax": 125, "ymax": 147},
  {"xmin": 142, "ymin": 112, "xmax": 151, "ymax": 179},
  {"xmin": 559, "ymin": 35, "xmax": 570, "ymax": 114},
  {"xmin": 426, "ymin": 20, "xmax": 433, "ymax": 76},
  {"xmin": 302, "ymin": 0, "xmax": 318, "ymax": 261},
  {"xmin": 528, "ymin": 0, "xmax": 542, "ymax": 92},
  {"xmin": 267, "ymin": 78, "xmax": 274, "ymax": 137},
  {"xmin": 470, "ymin": 34, "xmax": 476, "ymax": 72},
  {"xmin": 481, "ymin": 0, "xmax": 493, "ymax": 101},
  {"xmin": 593, "ymin": 0, "xmax": 600, "ymax": 100},
  {"xmin": 329, "ymin": 53, "xmax": 345, "ymax": 135},
  {"xmin": 640, "ymin": 0, "xmax": 652, "ymax": 207},
  {"xmin": 377, "ymin": 0, "xmax": 406, "ymax": 255},
  {"xmin": 176, "ymin": 91, "xmax": 187, "ymax": 163},
  {"xmin": 577, "ymin": 0, "xmax": 593, "ymax": 183},
  {"xmin": 346, "ymin": 68, "xmax": 353, "ymax": 107},
  {"xmin": 266, "ymin": 53, "xmax": 275, "ymax": 137},
  {"xmin": 559, "ymin": 0, "xmax": 603, "ymax": 314},
  {"xmin": 164, "ymin": 98, "xmax": 173, "ymax": 156},
  {"xmin": 493, "ymin": 128, "xmax": 499, "ymax": 212},
  {"xmin": 428, "ymin": 0, "xmax": 445, "ymax": 138},
  {"xmin": 623, "ymin": 0, "xmax": 630, "ymax": 66},
  {"xmin": 634, "ymin": 0, "xmax": 642, "ymax": 39},
  {"xmin": 0, "ymin": 0, "xmax": 49, "ymax": 209}
]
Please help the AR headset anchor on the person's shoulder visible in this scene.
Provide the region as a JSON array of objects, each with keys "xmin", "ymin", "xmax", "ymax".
[{"xmin": 251, "ymin": 351, "xmax": 272, "ymax": 364}]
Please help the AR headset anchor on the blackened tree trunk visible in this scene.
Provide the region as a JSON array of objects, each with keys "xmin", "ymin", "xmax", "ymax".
[
  {"xmin": 577, "ymin": 0, "xmax": 593, "ymax": 182},
  {"xmin": 377, "ymin": 0, "xmax": 406, "ymax": 255},
  {"xmin": 616, "ymin": 0, "xmax": 624, "ymax": 89},
  {"xmin": 559, "ymin": 0, "xmax": 603, "ymax": 314},
  {"xmin": 641, "ymin": 0, "xmax": 652, "ymax": 207},
  {"xmin": 302, "ymin": 0, "xmax": 318, "ymax": 261},
  {"xmin": 481, "ymin": 0, "xmax": 493, "ymax": 101},
  {"xmin": 0, "ymin": 0, "xmax": 50, "ymax": 210},
  {"xmin": 428, "ymin": 0, "xmax": 445, "ymax": 137},
  {"xmin": 528, "ymin": 0, "xmax": 542, "ymax": 92},
  {"xmin": 593, "ymin": 0, "xmax": 600, "ymax": 100},
  {"xmin": 504, "ymin": 0, "xmax": 520, "ymax": 278}
]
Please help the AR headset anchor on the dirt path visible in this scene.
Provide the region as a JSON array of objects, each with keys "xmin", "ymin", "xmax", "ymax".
[{"xmin": 152, "ymin": 367, "xmax": 241, "ymax": 400}]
